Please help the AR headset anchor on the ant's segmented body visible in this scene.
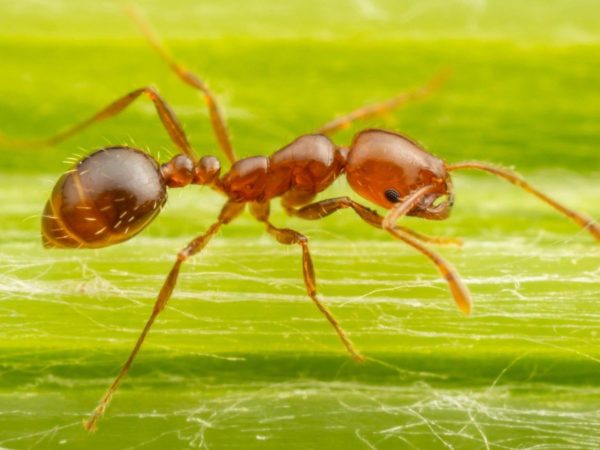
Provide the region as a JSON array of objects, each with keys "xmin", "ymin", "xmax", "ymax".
[{"xmin": 7, "ymin": 7, "xmax": 598, "ymax": 432}]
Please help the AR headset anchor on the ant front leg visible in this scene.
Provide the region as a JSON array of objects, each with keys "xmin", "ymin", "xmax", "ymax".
[
  {"xmin": 284, "ymin": 193, "xmax": 470, "ymax": 311},
  {"xmin": 314, "ymin": 68, "xmax": 451, "ymax": 136},
  {"xmin": 2, "ymin": 86, "xmax": 196, "ymax": 160},
  {"xmin": 127, "ymin": 6, "xmax": 236, "ymax": 164},
  {"xmin": 381, "ymin": 185, "xmax": 472, "ymax": 314},
  {"xmin": 83, "ymin": 201, "xmax": 244, "ymax": 432},
  {"xmin": 249, "ymin": 202, "xmax": 364, "ymax": 363},
  {"xmin": 286, "ymin": 196, "xmax": 462, "ymax": 246}
]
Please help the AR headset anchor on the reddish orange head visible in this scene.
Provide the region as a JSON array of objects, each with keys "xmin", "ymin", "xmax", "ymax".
[{"xmin": 345, "ymin": 129, "xmax": 453, "ymax": 220}]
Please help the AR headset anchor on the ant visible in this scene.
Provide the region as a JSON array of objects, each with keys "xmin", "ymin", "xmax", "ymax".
[{"xmin": 4, "ymin": 7, "xmax": 598, "ymax": 432}]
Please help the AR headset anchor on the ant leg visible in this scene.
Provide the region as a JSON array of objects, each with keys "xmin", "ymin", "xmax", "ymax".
[
  {"xmin": 285, "ymin": 196, "xmax": 462, "ymax": 246},
  {"xmin": 447, "ymin": 162, "xmax": 600, "ymax": 242},
  {"xmin": 284, "ymin": 192, "xmax": 470, "ymax": 313},
  {"xmin": 250, "ymin": 202, "xmax": 364, "ymax": 363},
  {"xmin": 127, "ymin": 6, "xmax": 236, "ymax": 164},
  {"xmin": 2, "ymin": 87, "xmax": 196, "ymax": 160},
  {"xmin": 83, "ymin": 201, "xmax": 244, "ymax": 432},
  {"xmin": 315, "ymin": 68, "xmax": 451, "ymax": 136},
  {"xmin": 381, "ymin": 186, "xmax": 472, "ymax": 314},
  {"xmin": 385, "ymin": 226, "xmax": 471, "ymax": 314}
]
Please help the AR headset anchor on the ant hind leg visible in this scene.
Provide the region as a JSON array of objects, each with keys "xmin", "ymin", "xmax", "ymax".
[
  {"xmin": 1, "ymin": 86, "xmax": 197, "ymax": 160},
  {"xmin": 127, "ymin": 5, "xmax": 236, "ymax": 164},
  {"xmin": 83, "ymin": 201, "xmax": 244, "ymax": 432}
]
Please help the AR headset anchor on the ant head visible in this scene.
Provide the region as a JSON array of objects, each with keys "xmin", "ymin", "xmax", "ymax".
[
  {"xmin": 42, "ymin": 146, "xmax": 167, "ymax": 248},
  {"xmin": 345, "ymin": 129, "xmax": 454, "ymax": 220}
]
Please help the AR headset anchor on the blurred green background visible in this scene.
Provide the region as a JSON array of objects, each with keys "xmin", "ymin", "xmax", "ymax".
[{"xmin": 0, "ymin": 0, "xmax": 599, "ymax": 448}]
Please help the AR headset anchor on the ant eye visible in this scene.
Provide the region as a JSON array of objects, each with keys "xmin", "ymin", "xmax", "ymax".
[
  {"xmin": 384, "ymin": 188, "xmax": 401, "ymax": 203},
  {"xmin": 42, "ymin": 147, "xmax": 167, "ymax": 248}
]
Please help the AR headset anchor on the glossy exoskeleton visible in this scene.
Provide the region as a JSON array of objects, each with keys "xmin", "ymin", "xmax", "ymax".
[
  {"xmin": 43, "ymin": 147, "xmax": 166, "ymax": 248},
  {"xmin": 13, "ymin": 7, "xmax": 599, "ymax": 432}
]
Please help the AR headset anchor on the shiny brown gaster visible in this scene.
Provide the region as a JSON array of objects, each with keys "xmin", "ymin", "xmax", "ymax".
[{"xmin": 6, "ymin": 8, "xmax": 598, "ymax": 432}]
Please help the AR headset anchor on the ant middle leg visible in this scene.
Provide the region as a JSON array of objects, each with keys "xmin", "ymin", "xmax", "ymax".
[
  {"xmin": 83, "ymin": 200, "xmax": 244, "ymax": 432},
  {"xmin": 2, "ymin": 86, "xmax": 196, "ymax": 160},
  {"xmin": 285, "ymin": 192, "xmax": 470, "ymax": 313},
  {"xmin": 285, "ymin": 196, "xmax": 462, "ymax": 246},
  {"xmin": 127, "ymin": 5, "xmax": 236, "ymax": 164},
  {"xmin": 250, "ymin": 201, "xmax": 364, "ymax": 363},
  {"xmin": 315, "ymin": 68, "xmax": 451, "ymax": 136}
]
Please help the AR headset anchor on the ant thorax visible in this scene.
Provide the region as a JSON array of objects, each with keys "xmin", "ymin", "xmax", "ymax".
[{"xmin": 220, "ymin": 134, "xmax": 346, "ymax": 203}]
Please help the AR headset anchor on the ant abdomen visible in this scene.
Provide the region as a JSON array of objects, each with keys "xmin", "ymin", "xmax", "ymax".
[{"xmin": 42, "ymin": 146, "xmax": 167, "ymax": 248}]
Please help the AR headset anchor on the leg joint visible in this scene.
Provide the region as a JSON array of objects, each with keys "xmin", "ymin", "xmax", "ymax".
[
  {"xmin": 297, "ymin": 234, "xmax": 308, "ymax": 244},
  {"xmin": 382, "ymin": 221, "xmax": 394, "ymax": 233},
  {"xmin": 142, "ymin": 85, "xmax": 159, "ymax": 99}
]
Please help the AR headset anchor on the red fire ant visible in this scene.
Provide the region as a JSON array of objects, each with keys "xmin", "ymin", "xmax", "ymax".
[{"xmin": 6, "ymin": 7, "xmax": 598, "ymax": 432}]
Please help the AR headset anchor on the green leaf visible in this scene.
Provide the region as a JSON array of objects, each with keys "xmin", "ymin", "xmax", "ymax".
[{"xmin": 0, "ymin": 1, "xmax": 599, "ymax": 448}]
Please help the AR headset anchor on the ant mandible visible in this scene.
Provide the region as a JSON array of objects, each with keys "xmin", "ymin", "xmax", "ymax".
[{"xmin": 7, "ymin": 7, "xmax": 599, "ymax": 432}]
